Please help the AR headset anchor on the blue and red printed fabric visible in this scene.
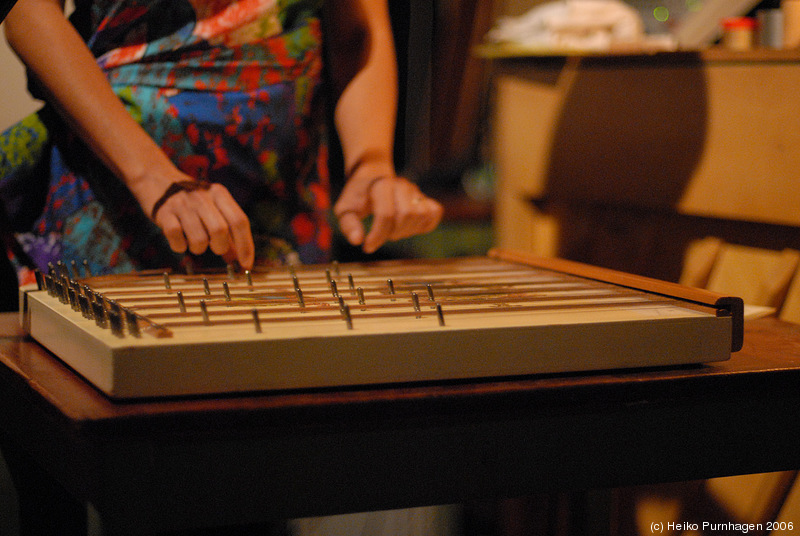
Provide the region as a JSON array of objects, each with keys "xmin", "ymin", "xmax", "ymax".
[{"xmin": 0, "ymin": 0, "xmax": 332, "ymax": 284}]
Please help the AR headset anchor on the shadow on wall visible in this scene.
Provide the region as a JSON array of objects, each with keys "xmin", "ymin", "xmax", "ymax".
[{"xmin": 537, "ymin": 53, "xmax": 709, "ymax": 281}]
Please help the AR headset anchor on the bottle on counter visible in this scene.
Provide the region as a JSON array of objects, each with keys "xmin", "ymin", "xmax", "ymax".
[{"xmin": 721, "ymin": 17, "xmax": 757, "ymax": 50}]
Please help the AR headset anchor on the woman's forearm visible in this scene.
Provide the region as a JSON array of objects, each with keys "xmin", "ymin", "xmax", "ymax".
[
  {"xmin": 328, "ymin": 0, "xmax": 398, "ymax": 183},
  {"xmin": 4, "ymin": 0, "xmax": 181, "ymax": 212},
  {"xmin": 328, "ymin": 0, "xmax": 443, "ymax": 253}
]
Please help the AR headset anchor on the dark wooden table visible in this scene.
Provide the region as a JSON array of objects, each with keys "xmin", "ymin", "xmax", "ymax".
[{"xmin": 2, "ymin": 312, "xmax": 800, "ymax": 535}]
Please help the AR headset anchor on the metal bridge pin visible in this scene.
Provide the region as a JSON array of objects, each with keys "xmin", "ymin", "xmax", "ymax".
[
  {"xmin": 92, "ymin": 300, "xmax": 107, "ymax": 328},
  {"xmin": 34, "ymin": 270, "xmax": 44, "ymax": 291},
  {"xmin": 42, "ymin": 274, "xmax": 54, "ymax": 295},
  {"xmin": 68, "ymin": 286, "xmax": 79, "ymax": 311},
  {"xmin": 412, "ymin": 292, "xmax": 421, "ymax": 317},
  {"xmin": 109, "ymin": 310, "xmax": 124, "ymax": 338},
  {"xmin": 79, "ymin": 294, "xmax": 91, "ymax": 319},
  {"xmin": 200, "ymin": 299, "xmax": 210, "ymax": 324},
  {"xmin": 125, "ymin": 309, "xmax": 141, "ymax": 338},
  {"xmin": 342, "ymin": 303, "xmax": 353, "ymax": 330}
]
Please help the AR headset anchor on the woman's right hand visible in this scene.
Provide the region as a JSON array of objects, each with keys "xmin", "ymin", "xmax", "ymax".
[
  {"xmin": 146, "ymin": 177, "xmax": 255, "ymax": 270},
  {"xmin": 5, "ymin": 0, "xmax": 255, "ymax": 270}
]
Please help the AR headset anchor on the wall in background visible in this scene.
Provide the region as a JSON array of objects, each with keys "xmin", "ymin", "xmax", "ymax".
[{"xmin": 0, "ymin": 22, "xmax": 40, "ymax": 131}]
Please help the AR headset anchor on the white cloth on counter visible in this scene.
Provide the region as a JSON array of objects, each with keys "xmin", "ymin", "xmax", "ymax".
[{"xmin": 486, "ymin": 0, "xmax": 646, "ymax": 51}]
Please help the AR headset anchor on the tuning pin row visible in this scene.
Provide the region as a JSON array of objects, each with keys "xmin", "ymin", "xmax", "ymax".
[
  {"xmin": 44, "ymin": 259, "xmax": 93, "ymax": 281},
  {"xmin": 36, "ymin": 267, "xmax": 140, "ymax": 338},
  {"xmin": 37, "ymin": 259, "xmax": 447, "ymax": 338}
]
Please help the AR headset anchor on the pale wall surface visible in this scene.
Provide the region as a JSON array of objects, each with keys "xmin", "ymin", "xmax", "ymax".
[{"xmin": 0, "ymin": 22, "xmax": 41, "ymax": 132}]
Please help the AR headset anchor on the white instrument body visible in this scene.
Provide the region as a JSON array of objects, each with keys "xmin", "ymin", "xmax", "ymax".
[{"xmin": 20, "ymin": 251, "xmax": 739, "ymax": 399}]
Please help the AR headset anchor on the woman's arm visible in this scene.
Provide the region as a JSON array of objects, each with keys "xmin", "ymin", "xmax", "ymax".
[
  {"xmin": 327, "ymin": 0, "xmax": 443, "ymax": 254},
  {"xmin": 4, "ymin": 0, "xmax": 254, "ymax": 268}
]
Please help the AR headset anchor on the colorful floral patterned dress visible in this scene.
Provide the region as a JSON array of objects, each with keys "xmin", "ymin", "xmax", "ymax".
[{"xmin": 0, "ymin": 0, "xmax": 331, "ymax": 282}]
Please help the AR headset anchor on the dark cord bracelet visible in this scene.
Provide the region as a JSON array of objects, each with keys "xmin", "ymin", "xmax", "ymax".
[{"xmin": 151, "ymin": 180, "xmax": 211, "ymax": 220}]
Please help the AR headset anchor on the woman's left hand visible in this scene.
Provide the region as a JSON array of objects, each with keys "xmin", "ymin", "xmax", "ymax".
[{"xmin": 334, "ymin": 174, "xmax": 444, "ymax": 254}]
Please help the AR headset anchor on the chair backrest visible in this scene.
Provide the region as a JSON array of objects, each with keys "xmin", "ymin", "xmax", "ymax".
[{"xmin": 681, "ymin": 239, "xmax": 800, "ymax": 311}]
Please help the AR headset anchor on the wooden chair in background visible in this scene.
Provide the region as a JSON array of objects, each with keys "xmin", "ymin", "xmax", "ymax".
[{"xmin": 619, "ymin": 239, "xmax": 800, "ymax": 536}]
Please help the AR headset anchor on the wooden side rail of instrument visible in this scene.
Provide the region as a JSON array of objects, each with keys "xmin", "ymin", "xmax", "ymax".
[{"xmin": 489, "ymin": 248, "xmax": 745, "ymax": 352}]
